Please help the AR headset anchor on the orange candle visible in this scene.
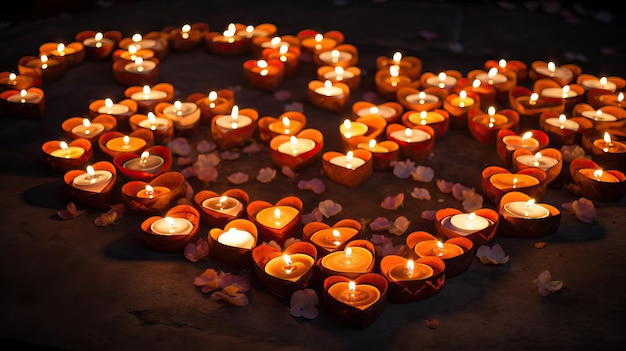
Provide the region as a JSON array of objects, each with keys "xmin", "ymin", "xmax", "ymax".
[
  {"xmin": 136, "ymin": 184, "xmax": 170, "ymax": 198},
  {"xmin": 310, "ymin": 227, "xmax": 358, "ymax": 250},
  {"xmin": 327, "ymin": 281, "xmax": 380, "ymax": 310},
  {"xmin": 407, "ymin": 110, "xmax": 445, "ymax": 126},
  {"xmin": 414, "ymin": 240, "xmax": 464, "ymax": 259},
  {"xmin": 255, "ymin": 206, "xmax": 299, "ymax": 229},
  {"xmin": 387, "ymin": 259, "xmax": 434, "ymax": 281},
  {"xmin": 321, "ymin": 247, "xmax": 372, "ymax": 274},
  {"xmin": 490, "ymin": 173, "xmax": 540, "ymax": 190},
  {"xmin": 49, "ymin": 141, "xmax": 85, "ymax": 159},
  {"xmin": 264, "ymin": 253, "xmax": 314, "ymax": 282},
  {"xmin": 578, "ymin": 169, "xmax": 620, "ymax": 183},
  {"xmin": 593, "ymin": 132, "xmax": 626, "ymax": 153},
  {"xmin": 105, "ymin": 135, "xmax": 147, "ymax": 152}
]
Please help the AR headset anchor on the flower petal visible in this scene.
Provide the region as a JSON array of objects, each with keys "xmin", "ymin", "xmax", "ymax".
[
  {"xmin": 196, "ymin": 140, "xmax": 217, "ymax": 153},
  {"xmin": 184, "ymin": 238, "xmax": 210, "ymax": 262},
  {"xmin": 318, "ymin": 199, "xmax": 342, "ymax": 218},
  {"xmin": 210, "ymin": 290, "xmax": 249, "ymax": 306},
  {"xmin": 57, "ymin": 202, "xmax": 84, "ymax": 220},
  {"xmin": 297, "ymin": 178, "xmax": 326, "ymax": 194},
  {"xmin": 369, "ymin": 217, "xmax": 394, "ymax": 231},
  {"xmin": 436, "ymin": 179, "xmax": 454, "ymax": 193},
  {"xmin": 167, "ymin": 137, "xmax": 192, "ymax": 156},
  {"xmin": 282, "ymin": 166, "xmax": 298, "ymax": 180},
  {"xmin": 388, "ymin": 216, "xmax": 410, "ymax": 236},
  {"xmin": 411, "ymin": 165, "xmax": 434, "ymax": 182},
  {"xmin": 410, "ymin": 187, "xmax": 431, "ymax": 200},
  {"xmin": 220, "ymin": 150, "xmax": 241, "ymax": 160},
  {"xmin": 227, "ymin": 172, "xmax": 249, "ymax": 185},
  {"xmin": 243, "ymin": 141, "xmax": 265, "ymax": 153},
  {"xmin": 193, "ymin": 268, "xmax": 220, "ymax": 293},
  {"xmin": 94, "ymin": 208, "xmax": 123, "ymax": 226},
  {"xmin": 381, "ymin": 193, "xmax": 404, "ymax": 210},
  {"xmin": 256, "ymin": 167, "xmax": 277, "ymax": 183},
  {"xmin": 392, "ymin": 159, "xmax": 416, "ymax": 179},
  {"xmin": 461, "ymin": 190, "xmax": 483, "ymax": 212},
  {"xmin": 420, "ymin": 210, "xmax": 437, "ymax": 221}
]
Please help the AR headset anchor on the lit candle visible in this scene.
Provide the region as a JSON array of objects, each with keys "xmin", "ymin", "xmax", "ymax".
[
  {"xmin": 321, "ymin": 246, "xmax": 373, "ymax": 274},
  {"xmin": 426, "ymin": 72, "xmax": 457, "ymax": 89},
  {"xmin": 502, "ymin": 131, "xmax": 540, "ymax": 151},
  {"xmin": 339, "ymin": 119, "xmax": 368, "ymax": 138},
  {"xmin": 580, "ymin": 76, "xmax": 617, "ymax": 92},
  {"xmin": 323, "ymin": 66, "xmax": 355, "ymax": 81},
  {"xmin": 50, "ymin": 141, "xmax": 85, "ymax": 159},
  {"xmin": 261, "ymin": 36, "xmax": 286, "ymax": 49},
  {"xmin": 82, "ymin": 32, "xmax": 113, "ymax": 48},
  {"xmin": 97, "ymin": 98, "xmax": 130, "ymax": 115},
  {"xmin": 136, "ymin": 184, "xmax": 170, "ymax": 199},
  {"xmin": 448, "ymin": 212, "xmax": 490, "ymax": 233},
  {"xmin": 72, "ymin": 165, "xmax": 113, "ymax": 192},
  {"xmin": 0, "ymin": 72, "xmax": 33, "ymax": 89},
  {"xmin": 578, "ymin": 168, "xmax": 620, "ymax": 183},
  {"xmin": 357, "ymin": 139, "xmax": 389, "ymax": 153},
  {"xmin": 580, "ymin": 109, "xmax": 617, "ymax": 122},
  {"xmin": 450, "ymin": 90, "xmax": 475, "ymax": 108},
  {"xmin": 356, "ymin": 105, "xmax": 396, "ymax": 119},
  {"xmin": 389, "ymin": 127, "xmax": 432, "ymax": 143},
  {"xmin": 301, "ymin": 33, "xmax": 336, "ymax": 52},
  {"xmin": 268, "ymin": 116, "xmax": 302, "ymax": 135},
  {"xmin": 255, "ymin": 206, "xmax": 299, "ymax": 229},
  {"xmin": 387, "ymin": 259, "xmax": 434, "ymax": 281},
  {"xmin": 162, "ymin": 100, "xmax": 198, "ymax": 118},
  {"xmin": 327, "ymin": 280, "xmax": 380, "ymax": 310},
  {"xmin": 105, "ymin": 135, "xmax": 147, "ymax": 152},
  {"xmin": 6, "ymin": 89, "xmax": 42, "ymax": 103},
  {"xmin": 544, "ymin": 114, "xmax": 579, "ymax": 131},
  {"xmin": 318, "ymin": 49, "xmax": 352, "ymax": 65},
  {"xmin": 515, "ymin": 152, "xmax": 558, "ymax": 171},
  {"xmin": 277, "ymin": 136, "xmax": 316, "ymax": 156},
  {"xmin": 593, "ymin": 132, "xmax": 626, "ymax": 153},
  {"xmin": 26, "ymin": 54, "xmax": 57, "ymax": 70},
  {"xmin": 310, "ymin": 227, "xmax": 358, "ymax": 250},
  {"xmin": 405, "ymin": 91, "xmax": 439, "ymax": 105},
  {"xmin": 71, "ymin": 118, "xmax": 105, "ymax": 138},
  {"xmin": 503, "ymin": 199, "xmax": 550, "ymax": 219},
  {"xmin": 130, "ymin": 85, "xmax": 168, "ymax": 101},
  {"xmin": 215, "ymin": 105, "xmax": 252, "ymax": 130},
  {"xmin": 213, "ymin": 23, "xmax": 238, "ymax": 43},
  {"xmin": 490, "ymin": 173, "xmax": 540, "ymax": 190},
  {"xmin": 408, "ymin": 110, "xmax": 445, "ymax": 126},
  {"xmin": 475, "ymin": 67, "xmax": 508, "ymax": 85},
  {"xmin": 122, "ymin": 151, "xmax": 164, "ymax": 172},
  {"xmin": 217, "ymin": 228, "xmax": 255, "ymax": 249},
  {"xmin": 264, "ymin": 253, "xmax": 314, "ymax": 282},
  {"xmin": 383, "ymin": 65, "xmax": 410, "ymax": 87},
  {"xmin": 119, "ymin": 44, "xmax": 154, "ymax": 61},
  {"xmin": 238, "ymin": 24, "xmax": 269, "ymax": 38},
  {"xmin": 541, "ymin": 85, "xmax": 577, "ymax": 99},
  {"xmin": 330, "ymin": 151, "xmax": 366, "ymax": 170},
  {"xmin": 314, "ymin": 80, "xmax": 344, "ymax": 97},
  {"xmin": 130, "ymin": 33, "xmax": 156, "ymax": 50},
  {"xmin": 179, "ymin": 24, "xmax": 192, "ymax": 39},
  {"xmin": 138, "ymin": 112, "xmax": 170, "ymax": 131},
  {"xmin": 473, "ymin": 106, "xmax": 509, "ymax": 129},
  {"xmin": 124, "ymin": 57, "xmax": 156, "ymax": 74},
  {"xmin": 414, "ymin": 240, "xmax": 464, "ymax": 259},
  {"xmin": 201, "ymin": 196, "xmax": 243, "ymax": 216},
  {"xmin": 47, "ymin": 43, "xmax": 76, "ymax": 57},
  {"xmin": 535, "ymin": 61, "xmax": 573, "ymax": 81},
  {"xmin": 150, "ymin": 216, "xmax": 194, "ymax": 235}
]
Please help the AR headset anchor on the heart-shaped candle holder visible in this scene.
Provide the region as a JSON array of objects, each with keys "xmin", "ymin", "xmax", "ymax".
[
  {"xmin": 313, "ymin": 43, "xmax": 359, "ymax": 68},
  {"xmin": 243, "ymin": 58, "xmax": 285, "ymax": 91},
  {"xmin": 443, "ymin": 89, "xmax": 482, "ymax": 129},
  {"xmin": 307, "ymin": 80, "xmax": 350, "ymax": 114},
  {"xmin": 385, "ymin": 123, "xmax": 435, "ymax": 161},
  {"xmin": 396, "ymin": 87, "xmax": 447, "ymax": 113},
  {"xmin": 42, "ymin": 138, "xmax": 93, "ymax": 172},
  {"xmin": 0, "ymin": 71, "xmax": 38, "ymax": 92},
  {"xmin": 193, "ymin": 188, "xmax": 249, "ymax": 228},
  {"xmin": 121, "ymin": 171, "xmax": 186, "ymax": 215},
  {"xmin": 99, "ymin": 129, "xmax": 155, "ymax": 159},
  {"xmin": 379, "ymin": 255, "xmax": 445, "ymax": 303},
  {"xmin": 187, "ymin": 88, "xmax": 235, "ymax": 125},
  {"xmin": 400, "ymin": 108, "xmax": 450, "ymax": 139},
  {"xmin": 572, "ymin": 103, "xmax": 626, "ymax": 131},
  {"xmin": 533, "ymin": 79, "xmax": 585, "ymax": 113},
  {"xmin": 128, "ymin": 113, "xmax": 174, "ymax": 145},
  {"xmin": 62, "ymin": 115, "xmax": 117, "ymax": 143},
  {"xmin": 269, "ymin": 128, "xmax": 323, "ymax": 170},
  {"xmin": 153, "ymin": 100, "xmax": 201, "ymax": 136},
  {"xmin": 529, "ymin": 61, "xmax": 581, "ymax": 86},
  {"xmin": 211, "ymin": 107, "xmax": 259, "ymax": 150},
  {"xmin": 163, "ymin": 22, "xmax": 209, "ymax": 52},
  {"xmin": 257, "ymin": 111, "xmax": 307, "ymax": 143},
  {"xmin": 113, "ymin": 145, "xmax": 171, "ymax": 181},
  {"xmin": 508, "ymin": 86, "xmax": 565, "ymax": 131},
  {"xmin": 302, "ymin": 218, "xmax": 362, "ymax": 256},
  {"xmin": 204, "ymin": 28, "xmax": 251, "ymax": 56},
  {"xmin": 496, "ymin": 129, "xmax": 549, "ymax": 169},
  {"xmin": 208, "ymin": 218, "xmax": 258, "ymax": 268},
  {"xmin": 118, "ymin": 31, "xmax": 169, "ymax": 60},
  {"xmin": 569, "ymin": 158, "xmax": 626, "ymax": 202},
  {"xmin": 262, "ymin": 44, "xmax": 301, "ymax": 78},
  {"xmin": 434, "ymin": 208, "xmax": 500, "ymax": 247},
  {"xmin": 140, "ymin": 205, "xmax": 200, "ymax": 252},
  {"xmin": 576, "ymin": 74, "xmax": 625, "ymax": 94},
  {"xmin": 63, "ymin": 160, "xmax": 118, "ymax": 209},
  {"xmin": 484, "ymin": 59, "xmax": 528, "ymax": 84},
  {"xmin": 512, "ymin": 147, "xmax": 563, "ymax": 185},
  {"xmin": 482, "ymin": 166, "xmax": 548, "ymax": 205},
  {"xmin": 352, "ymin": 137, "xmax": 399, "ymax": 171},
  {"xmin": 468, "ymin": 108, "xmax": 520, "ymax": 145},
  {"xmin": 123, "ymin": 83, "xmax": 174, "ymax": 114},
  {"xmin": 376, "ymin": 54, "xmax": 422, "ymax": 81},
  {"xmin": 246, "ymin": 196, "xmax": 303, "ymax": 245},
  {"xmin": 498, "ymin": 191, "xmax": 561, "ymax": 238},
  {"xmin": 538, "ymin": 111, "xmax": 591, "ymax": 147},
  {"xmin": 297, "ymin": 29, "xmax": 344, "ymax": 60},
  {"xmin": 0, "ymin": 87, "xmax": 46, "ymax": 120},
  {"xmin": 18, "ymin": 55, "xmax": 67, "ymax": 82},
  {"xmin": 317, "ymin": 239, "xmax": 376, "ymax": 280},
  {"xmin": 87, "ymin": 98, "xmax": 137, "ymax": 129},
  {"xmin": 75, "ymin": 30, "xmax": 122, "ymax": 60},
  {"xmin": 322, "ymin": 149, "xmax": 373, "ymax": 187},
  {"xmin": 112, "ymin": 57, "xmax": 161, "ymax": 87},
  {"xmin": 251, "ymin": 33, "xmax": 297, "ymax": 58},
  {"xmin": 38, "ymin": 41, "xmax": 85, "ymax": 68},
  {"xmin": 466, "ymin": 68, "xmax": 517, "ymax": 106},
  {"xmin": 407, "ymin": 230, "xmax": 474, "ymax": 278},
  {"xmin": 351, "ymin": 101, "xmax": 403, "ymax": 124},
  {"xmin": 317, "ymin": 65, "xmax": 361, "ymax": 90},
  {"xmin": 580, "ymin": 129, "xmax": 626, "ymax": 174},
  {"xmin": 340, "ymin": 115, "xmax": 386, "ymax": 151}
]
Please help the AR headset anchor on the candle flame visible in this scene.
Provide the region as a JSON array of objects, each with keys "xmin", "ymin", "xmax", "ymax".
[
  {"xmin": 140, "ymin": 151, "xmax": 150, "ymax": 161},
  {"xmin": 389, "ymin": 65, "xmax": 399, "ymax": 77},
  {"xmin": 345, "ymin": 247, "xmax": 352, "ymax": 258},
  {"xmin": 282, "ymin": 254, "xmax": 292, "ymax": 266},
  {"xmin": 459, "ymin": 90, "xmax": 467, "ymax": 99},
  {"xmin": 348, "ymin": 281, "xmax": 356, "ymax": 292},
  {"xmin": 472, "ymin": 79, "xmax": 481, "ymax": 88},
  {"xmin": 86, "ymin": 165, "xmax": 95, "ymax": 177},
  {"xmin": 522, "ymin": 131, "xmax": 533, "ymax": 142},
  {"xmin": 290, "ymin": 135, "xmax": 298, "ymax": 147},
  {"xmin": 346, "ymin": 151, "xmax": 354, "ymax": 162},
  {"xmin": 274, "ymin": 207, "xmax": 281, "ymax": 220},
  {"xmin": 208, "ymin": 90, "xmax": 217, "ymax": 102},
  {"xmin": 600, "ymin": 77, "xmax": 608, "ymax": 85},
  {"xmin": 57, "ymin": 43, "xmax": 65, "ymax": 54},
  {"xmin": 547, "ymin": 61, "xmax": 556, "ymax": 73},
  {"xmin": 282, "ymin": 116, "xmax": 291, "ymax": 127},
  {"xmin": 559, "ymin": 114, "xmax": 567, "ymax": 124},
  {"xmin": 404, "ymin": 128, "xmax": 413, "ymax": 140},
  {"xmin": 270, "ymin": 36, "xmax": 281, "ymax": 46},
  {"xmin": 132, "ymin": 33, "xmax": 143, "ymax": 42},
  {"xmin": 279, "ymin": 44, "xmax": 288, "ymax": 55},
  {"xmin": 594, "ymin": 169, "xmax": 603, "ymax": 179},
  {"xmin": 332, "ymin": 229, "xmax": 341, "ymax": 240},
  {"xmin": 257, "ymin": 59, "xmax": 268, "ymax": 69},
  {"xmin": 529, "ymin": 93, "xmax": 539, "ymax": 103},
  {"xmin": 181, "ymin": 24, "xmax": 191, "ymax": 33},
  {"xmin": 219, "ymin": 196, "xmax": 227, "ymax": 206},
  {"xmin": 526, "ymin": 199, "xmax": 536, "ymax": 207},
  {"xmin": 104, "ymin": 98, "xmax": 114, "ymax": 108},
  {"xmin": 513, "ymin": 177, "xmax": 518, "ymax": 188},
  {"xmin": 9, "ymin": 73, "xmax": 16, "ymax": 80},
  {"xmin": 223, "ymin": 23, "xmax": 236, "ymax": 37},
  {"xmin": 142, "ymin": 85, "xmax": 151, "ymax": 95},
  {"xmin": 230, "ymin": 105, "xmax": 239, "ymax": 120},
  {"xmin": 437, "ymin": 241, "xmax": 444, "ymax": 250},
  {"xmin": 123, "ymin": 135, "xmax": 130, "ymax": 145},
  {"xmin": 487, "ymin": 106, "xmax": 496, "ymax": 116},
  {"xmin": 314, "ymin": 33, "xmax": 323, "ymax": 42},
  {"xmin": 164, "ymin": 216, "xmax": 176, "ymax": 226},
  {"xmin": 94, "ymin": 32, "xmax": 103, "ymax": 41},
  {"xmin": 392, "ymin": 51, "xmax": 402, "ymax": 64},
  {"xmin": 147, "ymin": 112, "xmax": 157, "ymax": 124},
  {"xmin": 145, "ymin": 184, "xmax": 154, "ymax": 195},
  {"xmin": 368, "ymin": 139, "xmax": 377, "ymax": 149},
  {"xmin": 618, "ymin": 92, "xmax": 624, "ymax": 102},
  {"xmin": 438, "ymin": 72, "xmax": 447, "ymax": 81},
  {"xmin": 40, "ymin": 54, "xmax": 48, "ymax": 63},
  {"xmin": 499, "ymin": 59, "xmax": 507, "ymax": 69},
  {"xmin": 324, "ymin": 80, "xmax": 333, "ymax": 90},
  {"xmin": 488, "ymin": 67, "xmax": 498, "ymax": 78},
  {"xmin": 369, "ymin": 106, "xmax": 379, "ymax": 114},
  {"xmin": 603, "ymin": 132, "xmax": 612, "ymax": 145},
  {"xmin": 60, "ymin": 141, "xmax": 69, "ymax": 150},
  {"xmin": 334, "ymin": 66, "xmax": 344, "ymax": 76},
  {"xmin": 406, "ymin": 259, "xmax": 414, "ymax": 276}
]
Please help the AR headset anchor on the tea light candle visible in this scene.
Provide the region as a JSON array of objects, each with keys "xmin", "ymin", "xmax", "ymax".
[
  {"xmin": 357, "ymin": 139, "xmax": 389, "ymax": 153},
  {"xmin": 515, "ymin": 152, "xmax": 558, "ymax": 171},
  {"xmin": 72, "ymin": 165, "xmax": 113, "ymax": 192},
  {"xmin": 387, "ymin": 259, "xmax": 434, "ymax": 281},
  {"xmin": 215, "ymin": 105, "xmax": 252, "ymax": 130},
  {"xmin": 450, "ymin": 212, "xmax": 490, "ymax": 232},
  {"xmin": 580, "ymin": 109, "xmax": 617, "ymax": 122},
  {"xmin": 136, "ymin": 184, "xmax": 170, "ymax": 199},
  {"xmin": 301, "ymin": 33, "xmax": 336, "ymax": 52},
  {"xmin": 490, "ymin": 173, "xmax": 540, "ymax": 190},
  {"xmin": 414, "ymin": 240, "xmax": 464, "ymax": 259},
  {"xmin": 46, "ymin": 43, "xmax": 76, "ymax": 57},
  {"xmin": 356, "ymin": 105, "xmax": 396, "ymax": 119},
  {"xmin": 212, "ymin": 23, "xmax": 238, "ymax": 43},
  {"xmin": 476, "ymin": 67, "xmax": 508, "ymax": 85},
  {"xmin": 314, "ymin": 80, "xmax": 344, "ymax": 97},
  {"xmin": 268, "ymin": 116, "xmax": 302, "ymax": 135},
  {"xmin": 264, "ymin": 253, "xmax": 314, "ymax": 282},
  {"xmin": 50, "ymin": 141, "xmax": 85, "ymax": 159},
  {"xmin": 6, "ymin": 89, "xmax": 42, "ymax": 103},
  {"xmin": 71, "ymin": 118, "xmax": 105, "ymax": 138},
  {"xmin": 323, "ymin": 66, "xmax": 355, "ymax": 81},
  {"xmin": 122, "ymin": 151, "xmax": 164, "ymax": 172},
  {"xmin": 256, "ymin": 206, "xmax": 299, "ymax": 229},
  {"xmin": 544, "ymin": 114, "xmax": 579, "ymax": 131},
  {"xmin": 261, "ymin": 36, "xmax": 286, "ymax": 49},
  {"xmin": 105, "ymin": 135, "xmax": 147, "ymax": 152},
  {"xmin": 318, "ymin": 49, "xmax": 352, "ymax": 65},
  {"xmin": 502, "ymin": 131, "xmax": 540, "ymax": 151},
  {"xmin": 201, "ymin": 195, "xmax": 243, "ymax": 216},
  {"xmin": 130, "ymin": 85, "xmax": 168, "ymax": 101},
  {"xmin": 119, "ymin": 45, "xmax": 154, "ymax": 61},
  {"xmin": 26, "ymin": 54, "xmax": 58, "ymax": 70},
  {"xmin": 578, "ymin": 168, "xmax": 620, "ymax": 183},
  {"xmin": 206, "ymin": 90, "xmax": 228, "ymax": 109},
  {"xmin": 503, "ymin": 199, "xmax": 550, "ymax": 219},
  {"xmin": 218, "ymin": 228, "xmax": 255, "ymax": 249},
  {"xmin": 278, "ymin": 136, "xmax": 316, "ymax": 156},
  {"xmin": 339, "ymin": 119, "xmax": 368, "ymax": 138},
  {"xmin": 450, "ymin": 90, "xmax": 475, "ymax": 108},
  {"xmin": 327, "ymin": 281, "xmax": 380, "ymax": 310},
  {"xmin": 150, "ymin": 216, "xmax": 194, "ymax": 235},
  {"xmin": 426, "ymin": 72, "xmax": 457, "ymax": 89},
  {"xmin": 474, "ymin": 106, "xmax": 509, "ymax": 129},
  {"xmin": 238, "ymin": 24, "xmax": 269, "ymax": 38},
  {"xmin": 321, "ymin": 246, "xmax": 373, "ymax": 273},
  {"xmin": 330, "ymin": 151, "xmax": 366, "ymax": 170},
  {"xmin": 390, "ymin": 127, "xmax": 432, "ymax": 143},
  {"xmin": 124, "ymin": 57, "xmax": 156, "ymax": 74},
  {"xmin": 310, "ymin": 228, "xmax": 357, "ymax": 250},
  {"xmin": 593, "ymin": 132, "xmax": 626, "ymax": 153},
  {"xmin": 580, "ymin": 76, "xmax": 617, "ymax": 92},
  {"xmin": 130, "ymin": 33, "xmax": 156, "ymax": 50},
  {"xmin": 138, "ymin": 112, "xmax": 170, "ymax": 131},
  {"xmin": 405, "ymin": 91, "xmax": 439, "ymax": 105},
  {"xmin": 384, "ymin": 65, "xmax": 410, "ymax": 87},
  {"xmin": 0, "ymin": 72, "xmax": 33, "ymax": 89},
  {"xmin": 97, "ymin": 98, "xmax": 130, "ymax": 115},
  {"xmin": 82, "ymin": 32, "xmax": 113, "ymax": 48},
  {"xmin": 541, "ymin": 85, "xmax": 577, "ymax": 99},
  {"xmin": 408, "ymin": 110, "xmax": 445, "ymax": 126},
  {"xmin": 163, "ymin": 100, "xmax": 197, "ymax": 118},
  {"xmin": 535, "ymin": 62, "xmax": 573, "ymax": 81}
]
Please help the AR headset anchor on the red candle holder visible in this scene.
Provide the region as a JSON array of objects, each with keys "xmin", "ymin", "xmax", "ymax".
[
  {"xmin": 580, "ymin": 130, "xmax": 626, "ymax": 174},
  {"xmin": 140, "ymin": 205, "xmax": 200, "ymax": 252},
  {"xmin": 322, "ymin": 149, "xmax": 373, "ymax": 188},
  {"xmin": 353, "ymin": 138, "xmax": 399, "ymax": 171},
  {"xmin": 208, "ymin": 218, "xmax": 258, "ymax": 268},
  {"xmin": 529, "ymin": 60, "xmax": 581, "ymax": 86},
  {"xmin": 187, "ymin": 88, "xmax": 235, "ymax": 125},
  {"xmin": 351, "ymin": 101, "xmax": 403, "ymax": 124},
  {"xmin": 400, "ymin": 108, "xmax": 450, "ymax": 139},
  {"xmin": 128, "ymin": 113, "xmax": 174, "ymax": 145},
  {"xmin": 75, "ymin": 30, "xmax": 122, "ymax": 60},
  {"xmin": 234, "ymin": 22, "xmax": 277, "ymax": 40},
  {"xmin": 396, "ymin": 86, "xmax": 447, "ymax": 113},
  {"xmin": 569, "ymin": 158, "xmax": 626, "ymax": 202},
  {"xmin": 533, "ymin": 79, "xmax": 585, "ymax": 113},
  {"xmin": 496, "ymin": 129, "xmax": 548, "ymax": 169},
  {"xmin": 193, "ymin": 188, "xmax": 249, "ymax": 228},
  {"xmin": 87, "ymin": 98, "xmax": 137, "ymax": 129},
  {"xmin": 313, "ymin": 44, "xmax": 359, "ymax": 68},
  {"xmin": 433, "ymin": 209, "xmax": 499, "ymax": 248},
  {"xmin": 210, "ymin": 107, "xmax": 259, "ymax": 150},
  {"xmin": 302, "ymin": 218, "xmax": 362, "ymax": 257},
  {"xmin": 257, "ymin": 111, "xmax": 307, "ymax": 143},
  {"xmin": 0, "ymin": 87, "xmax": 45, "ymax": 120},
  {"xmin": 572, "ymin": 103, "xmax": 626, "ymax": 130},
  {"xmin": 508, "ymin": 86, "xmax": 565, "ymax": 131},
  {"xmin": 339, "ymin": 115, "xmax": 387, "ymax": 151},
  {"xmin": 481, "ymin": 166, "xmax": 548, "ymax": 205},
  {"xmin": 118, "ymin": 32, "xmax": 169, "ymax": 60},
  {"xmin": 376, "ymin": 53, "xmax": 422, "ymax": 81},
  {"xmin": 512, "ymin": 147, "xmax": 563, "ymax": 185},
  {"xmin": 18, "ymin": 55, "xmax": 67, "ymax": 82},
  {"xmin": 484, "ymin": 58, "xmax": 528, "ymax": 84},
  {"xmin": 246, "ymin": 196, "xmax": 303, "ymax": 245},
  {"xmin": 576, "ymin": 74, "xmax": 625, "ymax": 94},
  {"xmin": 262, "ymin": 45, "xmax": 301, "ymax": 78},
  {"xmin": 379, "ymin": 255, "xmax": 445, "ymax": 303},
  {"xmin": 466, "ymin": 68, "xmax": 517, "ymax": 106},
  {"xmin": 38, "ymin": 41, "xmax": 85, "ymax": 68},
  {"xmin": 322, "ymin": 273, "xmax": 388, "ymax": 329},
  {"xmin": 374, "ymin": 68, "xmax": 419, "ymax": 101},
  {"xmin": 317, "ymin": 239, "xmax": 376, "ymax": 280},
  {"xmin": 442, "ymin": 89, "xmax": 481, "ymax": 129},
  {"xmin": 252, "ymin": 241, "xmax": 317, "ymax": 298},
  {"xmin": 113, "ymin": 145, "xmax": 172, "ymax": 182},
  {"xmin": 42, "ymin": 138, "xmax": 93, "ymax": 173},
  {"xmin": 63, "ymin": 160, "xmax": 118, "ymax": 209},
  {"xmin": 163, "ymin": 22, "xmax": 209, "ymax": 52},
  {"xmin": 112, "ymin": 46, "xmax": 155, "ymax": 63},
  {"xmin": 420, "ymin": 70, "xmax": 463, "ymax": 91},
  {"xmin": 453, "ymin": 77, "xmax": 497, "ymax": 109},
  {"xmin": 307, "ymin": 80, "xmax": 350, "ymax": 114},
  {"xmin": 407, "ymin": 230, "xmax": 475, "ymax": 278},
  {"xmin": 242, "ymin": 58, "xmax": 285, "ymax": 91},
  {"xmin": 385, "ymin": 123, "xmax": 435, "ymax": 161},
  {"xmin": 269, "ymin": 128, "xmax": 324, "ymax": 170},
  {"xmin": 124, "ymin": 83, "xmax": 174, "ymax": 114},
  {"xmin": 498, "ymin": 191, "xmax": 561, "ymax": 238},
  {"xmin": 112, "ymin": 57, "xmax": 160, "ymax": 86},
  {"xmin": 297, "ymin": 29, "xmax": 343, "ymax": 62},
  {"xmin": 317, "ymin": 65, "xmax": 361, "ymax": 90},
  {"xmin": 98, "ymin": 129, "xmax": 155, "ymax": 159},
  {"xmin": 252, "ymin": 34, "xmax": 299, "ymax": 58},
  {"xmin": 121, "ymin": 171, "xmax": 186, "ymax": 215},
  {"xmin": 204, "ymin": 24, "xmax": 251, "ymax": 56},
  {"xmin": 539, "ymin": 111, "xmax": 591, "ymax": 147},
  {"xmin": 468, "ymin": 107, "xmax": 520, "ymax": 145},
  {"xmin": 61, "ymin": 115, "xmax": 117, "ymax": 142},
  {"xmin": 153, "ymin": 100, "xmax": 201, "ymax": 136},
  {"xmin": 0, "ymin": 71, "xmax": 38, "ymax": 92},
  {"xmin": 587, "ymin": 89, "xmax": 626, "ymax": 109}
]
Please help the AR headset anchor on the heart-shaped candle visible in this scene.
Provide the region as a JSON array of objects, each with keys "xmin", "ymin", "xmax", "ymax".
[
  {"xmin": 508, "ymin": 86, "xmax": 565, "ymax": 131},
  {"xmin": 121, "ymin": 171, "xmax": 186, "ymax": 215},
  {"xmin": 482, "ymin": 166, "xmax": 548, "ymax": 205},
  {"xmin": 98, "ymin": 129, "xmax": 154, "ymax": 159},
  {"xmin": 351, "ymin": 101, "xmax": 403, "ymax": 124},
  {"xmin": 569, "ymin": 158, "xmax": 626, "ymax": 202},
  {"xmin": 62, "ymin": 115, "xmax": 117, "ymax": 142},
  {"xmin": 379, "ymin": 255, "xmax": 445, "ymax": 303},
  {"xmin": 318, "ymin": 239, "xmax": 375, "ymax": 280},
  {"xmin": 42, "ymin": 138, "xmax": 93, "ymax": 173},
  {"xmin": 140, "ymin": 205, "xmax": 200, "ymax": 252},
  {"xmin": 123, "ymin": 82, "xmax": 174, "ymax": 114},
  {"xmin": 163, "ymin": 22, "xmax": 209, "ymax": 52},
  {"xmin": 385, "ymin": 123, "xmax": 435, "ymax": 161},
  {"xmin": 113, "ymin": 145, "xmax": 171, "ymax": 181},
  {"xmin": 498, "ymin": 191, "xmax": 561, "ymax": 238},
  {"xmin": 322, "ymin": 149, "xmax": 373, "ymax": 188},
  {"xmin": 211, "ymin": 105, "xmax": 259, "ymax": 150},
  {"xmin": 208, "ymin": 218, "xmax": 258, "ymax": 268},
  {"xmin": 257, "ymin": 111, "xmax": 307, "ymax": 143},
  {"xmin": 75, "ymin": 30, "xmax": 122, "ymax": 59},
  {"xmin": 187, "ymin": 88, "xmax": 235, "ymax": 125},
  {"xmin": 496, "ymin": 129, "xmax": 549, "ymax": 169},
  {"xmin": 302, "ymin": 218, "xmax": 362, "ymax": 256},
  {"xmin": 63, "ymin": 161, "xmax": 117, "ymax": 209},
  {"xmin": 193, "ymin": 188, "xmax": 249, "ymax": 228},
  {"xmin": 339, "ymin": 115, "xmax": 386, "ymax": 151},
  {"xmin": 406, "ymin": 230, "xmax": 474, "ymax": 278},
  {"xmin": 434, "ymin": 208, "xmax": 500, "ymax": 247},
  {"xmin": 512, "ymin": 147, "xmax": 563, "ymax": 185},
  {"xmin": 246, "ymin": 196, "xmax": 303, "ymax": 245},
  {"xmin": 269, "ymin": 128, "xmax": 323, "ymax": 170}
]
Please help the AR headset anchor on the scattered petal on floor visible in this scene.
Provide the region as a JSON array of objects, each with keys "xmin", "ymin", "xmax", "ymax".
[{"xmin": 256, "ymin": 167, "xmax": 277, "ymax": 183}]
